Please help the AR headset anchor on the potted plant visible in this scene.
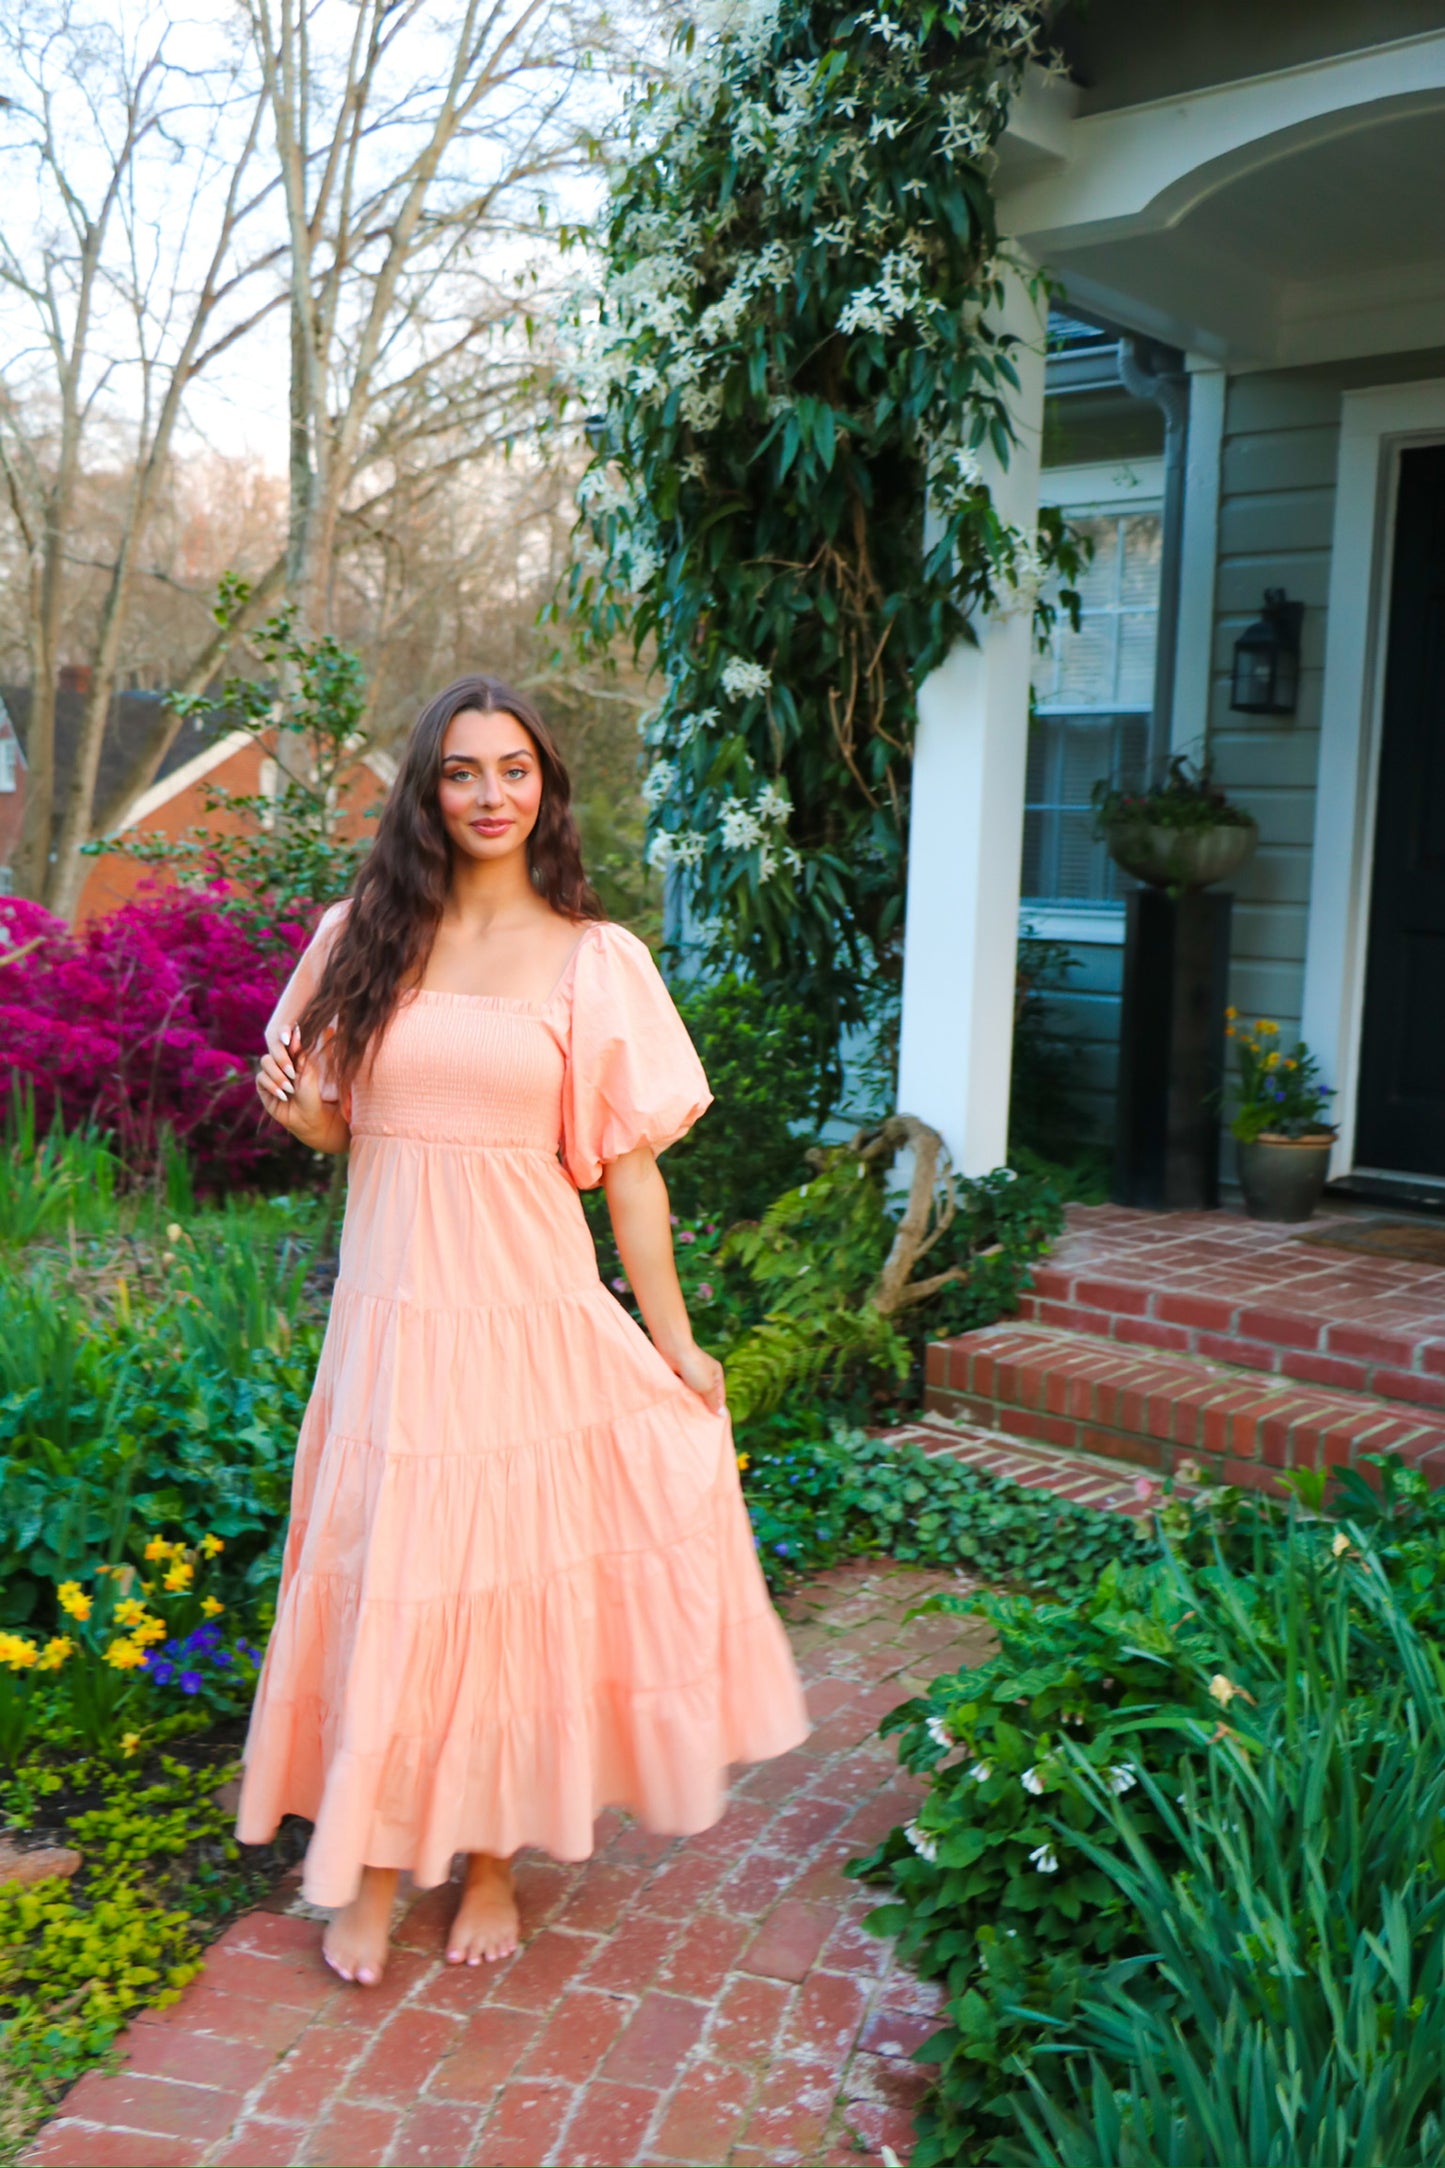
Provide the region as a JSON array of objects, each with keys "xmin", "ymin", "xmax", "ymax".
[
  {"xmin": 1228, "ymin": 1016, "xmax": 1336, "ymax": 1221},
  {"xmin": 1093, "ymin": 755, "xmax": 1258, "ymax": 894}
]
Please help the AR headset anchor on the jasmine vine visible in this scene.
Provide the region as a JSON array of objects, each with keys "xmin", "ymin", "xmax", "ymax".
[{"xmin": 566, "ymin": 0, "xmax": 1078, "ymax": 1029}]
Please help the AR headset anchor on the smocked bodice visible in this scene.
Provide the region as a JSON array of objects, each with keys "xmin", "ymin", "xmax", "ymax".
[{"xmin": 349, "ymin": 993, "xmax": 566, "ymax": 1152}]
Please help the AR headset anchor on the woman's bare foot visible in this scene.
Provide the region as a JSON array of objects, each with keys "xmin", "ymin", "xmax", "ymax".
[
  {"xmin": 446, "ymin": 1852, "xmax": 519, "ymax": 1966},
  {"xmin": 323, "ymin": 1864, "xmax": 399, "ymax": 1986}
]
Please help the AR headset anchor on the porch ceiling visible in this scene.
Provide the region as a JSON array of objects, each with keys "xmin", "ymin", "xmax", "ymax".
[{"xmin": 998, "ymin": 39, "xmax": 1445, "ymax": 367}]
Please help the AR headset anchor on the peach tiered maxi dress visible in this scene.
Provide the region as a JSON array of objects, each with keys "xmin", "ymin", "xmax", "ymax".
[{"xmin": 236, "ymin": 908, "xmax": 809, "ymax": 1907}]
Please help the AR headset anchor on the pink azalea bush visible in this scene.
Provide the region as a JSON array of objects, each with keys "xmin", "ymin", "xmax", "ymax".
[{"xmin": 0, "ymin": 887, "xmax": 314, "ymax": 1186}]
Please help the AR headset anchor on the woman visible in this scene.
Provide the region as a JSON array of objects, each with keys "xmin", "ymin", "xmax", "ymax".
[{"xmin": 239, "ymin": 674, "xmax": 809, "ymax": 1988}]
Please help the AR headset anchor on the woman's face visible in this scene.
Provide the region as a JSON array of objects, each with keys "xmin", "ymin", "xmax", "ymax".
[{"xmin": 437, "ymin": 707, "xmax": 544, "ymax": 865}]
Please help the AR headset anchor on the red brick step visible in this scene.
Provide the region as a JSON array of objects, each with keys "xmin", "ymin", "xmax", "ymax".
[{"xmin": 924, "ymin": 1323, "xmax": 1445, "ymax": 1494}]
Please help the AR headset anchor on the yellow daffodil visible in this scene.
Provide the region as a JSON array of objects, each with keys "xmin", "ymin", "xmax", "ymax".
[
  {"xmin": 1265, "ymin": 1051, "xmax": 1280, "ymax": 1069},
  {"xmin": 1225, "ymin": 1006, "xmax": 1237, "ymax": 1020},
  {"xmin": 163, "ymin": 1560, "xmax": 194, "ymax": 1592},
  {"xmin": 37, "ymin": 1636, "xmax": 74, "ymax": 1671},
  {"xmin": 200, "ymin": 1596, "xmax": 224, "ymax": 1618},
  {"xmin": 1258, "ymin": 1019, "xmax": 1279, "ymax": 1036},
  {"xmin": 0, "ymin": 1633, "xmax": 39, "ymax": 1671},
  {"xmin": 140, "ymin": 1580, "xmax": 154, "ymax": 1593},
  {"xmin": 103, "ymin": 1637, "xmax": 148, "ymax": 1671},
  {"xmin": 131, "ymin": 1616, "xmax": 168, "ymax": 1647},
  {"xmin": 120, "ymin": 1732, "xmax": 141, "ymax": 1758},
  {"xmin": 735, "ymin": 1453, "xmax": 750, "ymax": 1473},
  {"xmin": 143, "ymin": 1536, "xmax": 173, "ymax": 1563},
  {"xmin": 114, "ymin": 1597, "xmax": 148, "ymax": 1629},
  {"xmin": 199, "ymin": 1534, "xmax": 225, "ymax": 1558},
  {"xmin": 57, "ymin": 1582, "xmax": 92, "ymax": 1622},
  {"xmin": 1285, "ymin": 1058, "xmax": 1298, "ymax": 1070}
]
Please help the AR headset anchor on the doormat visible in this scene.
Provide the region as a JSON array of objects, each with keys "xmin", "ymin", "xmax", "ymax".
[{"xmin": 1301, "ymin": 1218, "xmax": 1445, "ymax": 1265}]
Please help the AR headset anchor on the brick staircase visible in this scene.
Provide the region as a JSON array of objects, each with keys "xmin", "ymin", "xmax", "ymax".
[{"xmin": 921, "ymin": 1208, "xmax": 1445, "ymax": 1496}]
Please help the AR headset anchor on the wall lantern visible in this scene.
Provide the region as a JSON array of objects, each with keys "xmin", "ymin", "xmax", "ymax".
[{"xmin": 1230, "ymin": 588, "xmax": 1304, "ymax": 715}]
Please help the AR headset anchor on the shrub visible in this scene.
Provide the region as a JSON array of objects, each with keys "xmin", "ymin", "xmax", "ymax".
[
  {"xmin": 0, "ymin": 889, "xmax": 312, "ymax": 1188},
  {"xmin": 855, "ymin": 1490, "xmax": 1445, "ymax": 2167},
  {"xmin": 1008, "ymin": 1535, "xmax": 1445, "ymax": 2167},
  {"xmin": 0, "ymin": 1199, "xmax": 323, "ymax": 1628},
  {"xmin": 664, "ymin": 971, "xmax": 829, "ymax": 1223}
]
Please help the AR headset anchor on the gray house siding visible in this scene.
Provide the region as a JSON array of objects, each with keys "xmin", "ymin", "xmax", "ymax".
[{"xmin": 1026, "ymin": 344, "xmax": 1445, "ymax": 1154}]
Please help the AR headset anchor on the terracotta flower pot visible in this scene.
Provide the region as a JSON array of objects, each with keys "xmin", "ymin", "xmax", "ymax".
[
  {"xmin": 1104, "ymin": 817, "xmax": 1258, "ymax": 892},
  {"xmin": 1236, "ymin": 1131, "xmax": 1336, "ymax": 1222}
]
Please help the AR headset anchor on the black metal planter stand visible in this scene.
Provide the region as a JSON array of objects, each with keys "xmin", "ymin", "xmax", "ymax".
[{"xmin": 1112, "ymin": 888, "xmax": 1233, "ymax": 1211}]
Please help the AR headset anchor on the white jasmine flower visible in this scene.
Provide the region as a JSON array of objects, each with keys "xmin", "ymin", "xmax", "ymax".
[
  {"xmin": 755, "ymin": 781, "xmax": 791, "ymax": 824},
  {"xmin": 1021, "ymin": 1765, "xmax": 1045, "ymax": 1796},
  {"xmin": 671, "ymin": 830, "xmax": 707, "ymax": 868},
  {"xmin": 925, "ymin": 1716, "xmax": 953, "ymax": 1752},
  {"xmin": 720, "ymin": 656, "xmax": 772, "ymax": 700},
  {"xmin": 782, "ymin": 845, "xmax": 803, "ymax": 873},
  {"xmin": 674, "ymin": 706, "xmax": 719, "ymax": 747},
  {"xmin": 1107, "ymin": 1764, "xmax": 1138, "ymax": 1796},
  {"xmin": 969, "ymin": 1760, "xmax": 991, "ymax": 1783},
  {"xmin": 719, "ymin": 799, "xmax": 765, "ymax": 851},
  {"xmin": 904, "ymin": 1820, "xmax": 938, "ymax": 1864},
  {"xmin": 641, "ymin": 760, "xmax": 678, "ymax": 808},
  {"xmin": 1028, "ymin": 1843, "xmax": 1058, "ymax": 1874},
  {"xmin": 644, "ymin": 831, "xmax": 675, "ymax": 871},
  {"xmin": 757, "ymin": 844, "xmax": 777, "ymax": 882}
]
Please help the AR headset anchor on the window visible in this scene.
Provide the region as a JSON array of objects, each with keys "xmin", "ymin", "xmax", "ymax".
[
  {"xmin": 0, "ymin": 736, "xmax": 15, "ymax": 794},
  {"xmin": 1023, "ymin": 489, "xmax": 1163, "ymax": 907}
]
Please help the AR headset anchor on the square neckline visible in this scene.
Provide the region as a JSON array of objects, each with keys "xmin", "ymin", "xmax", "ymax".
[{"xmin": 409, "ymin": 920, "xmax": 600, "ymax": 1012}]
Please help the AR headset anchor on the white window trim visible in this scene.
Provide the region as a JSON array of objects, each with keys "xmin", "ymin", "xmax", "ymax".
[
  {"xmin": 1300, "ymin": 378, "xmax": 1445, "ymax": 1181},
  {"xmin": 1022, "ymin": 905, "xmax": 1126, "ymax": 946},
  {"xmin": 1022, "ymin": 462, "xmax": 1165, "ymax": 935}
]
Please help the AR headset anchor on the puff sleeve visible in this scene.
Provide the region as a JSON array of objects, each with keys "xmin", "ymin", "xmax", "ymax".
[
  {"xmin": 562, "ymin": 922, "xmax": 713, "ymax": 1190},
  {"xmin": 265, "ymin": 899, "xmax": 351, "ymax": 1113}
]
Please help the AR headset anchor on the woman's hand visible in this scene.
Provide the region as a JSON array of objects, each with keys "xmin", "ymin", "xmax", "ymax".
[
  {"xmin": 666, "ymin": 1339, "xmax": 727, "ymax": 1415},
  {"xmin": 256, "ymin": 1025, "xmax": 349, "ymax": 1154},
  {"xmin": 256, "ymin": 1022, "xmax": 300, "ymax": 1122}
]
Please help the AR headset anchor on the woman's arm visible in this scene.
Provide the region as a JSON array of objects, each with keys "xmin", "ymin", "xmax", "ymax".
[
  {"xmin": 604, "ymin": 1144, "xmax": 726, "ymax": 1414},
  {"xmin": 256, "ymin": 1025, "xmax": 351, "ymax": 1156}
]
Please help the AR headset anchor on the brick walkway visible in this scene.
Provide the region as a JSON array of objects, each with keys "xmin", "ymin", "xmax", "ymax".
[{"xmin": 25, "ymin": 1563, "xmax": 997, "ymax": 2168}]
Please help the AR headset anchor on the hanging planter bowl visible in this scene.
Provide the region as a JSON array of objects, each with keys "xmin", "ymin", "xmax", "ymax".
[{"xmin": 1103, "ymin": 816, "xmax": 1258, "ymax": 892}]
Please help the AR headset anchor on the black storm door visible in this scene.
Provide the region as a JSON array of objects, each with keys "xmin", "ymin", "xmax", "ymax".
[{"xmin": 1356, "ymin": 443, "xmax": 1445, "ymax": 1175}]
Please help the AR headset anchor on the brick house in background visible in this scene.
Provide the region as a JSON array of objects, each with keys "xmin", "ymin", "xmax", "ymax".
[{"xmin": 2, "ymin": 674, "xmax": 395, "ymax": 923}]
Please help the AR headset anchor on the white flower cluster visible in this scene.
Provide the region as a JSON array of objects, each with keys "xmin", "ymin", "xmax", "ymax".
[
  {"xmin": 719, "ymin": 798, "xmax": 765, "ymax": 850},
  {"xmin": 1021, "ymin": 1764, "xmax": 1046, "ymax": 1796},
  {"xmin": 720, "ymin": 656, "xmax": 772, "ymax": 700},
  {"xmin": 1028, "ymin": 1842, "xmax": 1058, "ymax": 1874},
  {"xmin": 938, "ymin": 91, "xmax": 994, "ymax": 163},
  {"xmin": 641, "ymin": 759, "xmax": 678, "ymax": 807},
  {"xmin": 924, "ymin": 1715, "xmax": 954, "ymax": 1752},
  {"xmin": 754, "ymin": 780, "xmax": 791, "ymax": 824},
  {"xmin": 836, "ymin": 238, "xmax": 929, "ymax": 340},
  {"xmin": 645, "ymin": 827, "xmax": 707, "ymax": 871},
  {"xmin": 904, "ymin": 1819, "xmax": 939, "ymax": 1865}
]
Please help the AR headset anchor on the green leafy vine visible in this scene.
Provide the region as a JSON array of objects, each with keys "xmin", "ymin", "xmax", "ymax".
[{"xmin": 565, "ymin": 0, "xmax": 1078, "ymax": 1030}]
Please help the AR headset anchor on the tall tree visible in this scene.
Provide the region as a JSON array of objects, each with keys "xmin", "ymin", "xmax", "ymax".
[
  {"xmin": 0, "ymin": 0, "xmax": 284, "ymax": 915},
  {"xmin": 244, "ymin": 0, "xmax": 636, "ymax": 642}
]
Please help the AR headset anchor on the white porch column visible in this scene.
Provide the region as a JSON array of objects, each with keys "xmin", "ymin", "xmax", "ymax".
[{"xmin": 895, "ymin": 266, "xmax": 1047, "ymax": 1174}]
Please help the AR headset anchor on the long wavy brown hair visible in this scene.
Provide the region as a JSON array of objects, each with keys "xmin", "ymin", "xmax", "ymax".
[{"xmin": 295, "ymin": 674, "xmax": 605, "ymax": 1092}]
